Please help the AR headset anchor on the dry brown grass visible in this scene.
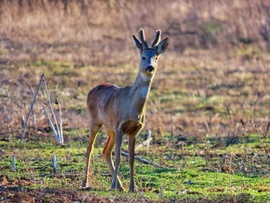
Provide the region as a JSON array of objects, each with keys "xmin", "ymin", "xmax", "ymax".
[
  {"xmin": 0, "ymin": 0, "xmax": 270, "ymax": 64},
  {"xmin": 0, "ymin": 1, "xmax": 269, "ymax": 141},
  {"xmin": 1, "ymin": 50, "xmax": 269, "ymax": 141}
]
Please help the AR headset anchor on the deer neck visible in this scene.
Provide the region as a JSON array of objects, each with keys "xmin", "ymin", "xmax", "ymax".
[{"xmin": 129, "ymin": 71, "xmax": 154, "ymax": 113}]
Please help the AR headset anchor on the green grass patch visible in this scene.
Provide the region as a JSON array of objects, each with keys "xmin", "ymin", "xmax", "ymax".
[{"xmin": 2, "ymin": 132, "xmax": 269, "ymax": 202}]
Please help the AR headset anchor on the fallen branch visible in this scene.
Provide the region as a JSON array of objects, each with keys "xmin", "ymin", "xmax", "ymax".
[
  {"xmin": 121, "ymin": 151, "xmax": 166, "ymax": 168},
  {"xmin": 135, "ymin": 130, "xmax": 152, "ymax": 152},
  {"xmin": 137, "ymin": 190, "xmax": 151, "ymax": 203},
  {"xmin": 20, "ymin": 74, "xmax": 44, "ymax": 141}
]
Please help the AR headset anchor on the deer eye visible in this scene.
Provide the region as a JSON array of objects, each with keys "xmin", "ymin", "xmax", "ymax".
[
  {"xmin": 142, "ymin": 56, "xmax": 146, "ymax": 60},
  {"xmin": 155, "ymin": 56, "xmax": 158, "ymax": 60}
]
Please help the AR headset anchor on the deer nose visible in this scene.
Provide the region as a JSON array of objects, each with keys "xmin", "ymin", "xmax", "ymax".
[{"xmin": 146, "ymin": 65, "xmax": 154, "ymax": 73}]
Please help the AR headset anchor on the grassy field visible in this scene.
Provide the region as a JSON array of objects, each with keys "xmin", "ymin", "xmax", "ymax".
[{"xmin": 0, "ymin": 1, "xmax": 270, "ymax": 202}]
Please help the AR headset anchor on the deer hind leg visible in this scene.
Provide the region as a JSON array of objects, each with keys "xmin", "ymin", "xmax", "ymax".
[
  {"xmin": 103, "ymin": 129, "xmax": 124, "ymax": 191},
  {"xmin": 82, "ymin": 122, "xmax": 101, "ymax": 188},
  {"xmin": 110, "ymin": 128, "xmax": 124, "ymax": 191}
]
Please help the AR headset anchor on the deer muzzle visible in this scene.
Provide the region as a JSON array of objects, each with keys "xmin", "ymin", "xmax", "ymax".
[{"xmin": 145, "ymin": 65, "xmax": 155, "ymax": 73}]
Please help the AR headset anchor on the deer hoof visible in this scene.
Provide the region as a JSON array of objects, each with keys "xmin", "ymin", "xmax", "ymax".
[
  {"xmin": 129, "ymin": 188, "xmax": 136, "ymax": 193},
  {"xmin": 81, "ymin": 180, "xmax": 90, "ymax": 189}
]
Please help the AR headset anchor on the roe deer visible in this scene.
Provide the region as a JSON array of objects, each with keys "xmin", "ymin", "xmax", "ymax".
[{"xmin": 82, "ymin": 29, "xmax": 169, "ymax": 192}]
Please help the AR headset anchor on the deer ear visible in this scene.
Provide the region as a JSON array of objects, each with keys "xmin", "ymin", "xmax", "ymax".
[
  {"xmin": 157, "ymin": 38, "xmax": 169, "ymax": 55},
  {"xmin": 133, "ymin": 35, "xmax": 143, "ymax": 53}
]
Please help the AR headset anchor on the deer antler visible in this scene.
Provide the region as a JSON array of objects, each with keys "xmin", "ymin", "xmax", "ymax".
[
  {"xmin": 151, "ymin": 29, "xmax": 161, "ymax": 47},
  {"xmin": 138, "ymin": 29, "xmax": 149, "ymax": 49}
]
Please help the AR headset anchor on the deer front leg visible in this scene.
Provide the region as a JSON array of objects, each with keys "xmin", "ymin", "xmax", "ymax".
[
  {"xmin": 110, "ymin": 128, "xmax": 124, "ymax": 191},
  {"xmin": 128, "ymin": 124, "xmax": 142, "ymax": 192},
  {"xmin": 128, "ymin": 135, "xmax": 136, "ymax": 192},
  {"xmin": 103, "ymin": 130, "xmax": 123, "ymax": 190}
]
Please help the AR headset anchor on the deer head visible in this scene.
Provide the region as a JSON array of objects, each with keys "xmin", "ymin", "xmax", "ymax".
[{"xmin": 133, "ymin": 29, "xmax": 169, "ymax": 80}]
